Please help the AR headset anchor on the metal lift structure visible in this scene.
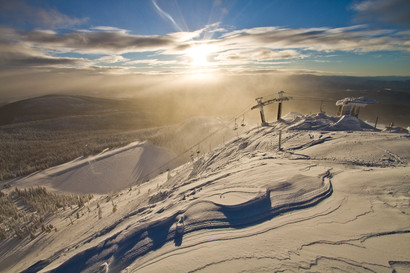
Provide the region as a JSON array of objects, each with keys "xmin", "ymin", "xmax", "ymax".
[{"xmin": 251, "ymin": 91, "xmax": 292, "ymax": 126}]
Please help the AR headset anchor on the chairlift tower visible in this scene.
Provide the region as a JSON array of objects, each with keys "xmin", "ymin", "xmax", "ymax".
[{"xmin": 251, "ymin": 91, "xmax": 292, "ymax": 126}]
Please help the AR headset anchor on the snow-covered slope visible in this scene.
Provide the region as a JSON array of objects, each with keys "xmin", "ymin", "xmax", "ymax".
[
  {"xmin": 10, "ymin": 141, "xmax": 177, "ymax": 194},
  {"xmin": 278, "ymin": 112, "xmax": 377, "ymax": 131},
  {"xmin": 1, "ymin": 114, "xmax": 409, "ymax": 273}
]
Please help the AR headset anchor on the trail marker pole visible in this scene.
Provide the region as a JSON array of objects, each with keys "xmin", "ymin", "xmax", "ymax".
[{"xmin": 374, "ymin": 116, "xmax": 378, "ymax": 129}]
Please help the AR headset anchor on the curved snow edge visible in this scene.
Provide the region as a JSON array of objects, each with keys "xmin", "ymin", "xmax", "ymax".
[
  {"xmin": 45, "ymin": 141, "xmax": 149, "ymax": 178},
  {"xmin": 33, "ymin": 176, "xmax": 333, "ymax": 273}
]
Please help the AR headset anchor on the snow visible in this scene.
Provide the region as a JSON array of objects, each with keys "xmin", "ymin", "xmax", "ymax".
[
  {"xmin": 10, "ymin": 141, "xmax": 177, "ymax": 194},
  {"xmin": 384, "ymin": 126, "xmax": 410, "ymax": 134},
  {"xmin": 283, "ymin": 112, "xmax": 377, "ymax": 131},
  {"xmin": 335, "ymin": 96, "xmax": 378, "ymax": 106},
  {"xmin": 1, "ymin": 113, "xmax": 409, "ymax": 273}
]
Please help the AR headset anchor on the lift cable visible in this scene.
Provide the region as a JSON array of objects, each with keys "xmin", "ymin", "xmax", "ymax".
[
  {"xmin": 134, "ymin": 102, "xmax": 255, "ymax": 184},
  {"xmin": 133, "ymin": 93, "xmax": 381, "ymax": 185}
]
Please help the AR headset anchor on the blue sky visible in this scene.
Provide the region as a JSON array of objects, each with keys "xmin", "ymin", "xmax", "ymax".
[
  {"xmin": 0, "ymin": 0, "xmax": 409, "ymax": 86},
  {"xmin": 0, "ymin": 1, "xmax": 356, "ymax": 33}
]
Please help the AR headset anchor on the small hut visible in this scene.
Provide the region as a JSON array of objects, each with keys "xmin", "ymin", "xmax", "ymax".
[{"xmin": 336, "ymin": 97, "xmax": 378, "ymax": 117}]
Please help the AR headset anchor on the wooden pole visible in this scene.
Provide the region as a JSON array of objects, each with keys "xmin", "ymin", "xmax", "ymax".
[
  {"xmin": 277, "ymin": 91, "xmax": 284, "ymax": 120},
  {"xmin": 278, "ymin": 130, "xmax": 282, "ymax": 151},
  {"xmin": 259, "ymin": 105, "xmax": 266, "ymax": 125},
  {"xmin": 277, "ymin": 102, "xmax": 282, "ymax": 120}
]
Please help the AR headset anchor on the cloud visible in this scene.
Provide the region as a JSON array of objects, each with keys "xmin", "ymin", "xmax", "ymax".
[
  {"xmin": 352, "ymin": 0, "xmax": 410, "ymax": 27},
  {"xmin": 250, "ymin": 48, "xmax": 305, "ymax": 60},
  {"xmin": 1, "ymin": 28, "xmax": 176, "ymax": 54},
  {"xmin": 0, "ymin": 0, "xmax": 87, "ymax": 28},
  {"xmin": 152, "ymin": 0, "xmax": 184, "ymax": 32},
  {"xmin": 11, "ymin": 24, "xmax": 405, "ymax": 62},
  {"xmin": 0, "ymin": 39, "xmax": 88, "ymax": 69},
  {"xmin": 95, "ymin": 55, "xmax": 129, "ymax": 64},
  {"xmin": 215, "ymin": 48, "xmax": 306, "ymax": 64},
  {"xmin": 90, "ymin": 26, "xmax": 128, "ymax": 33},
  {"xmin": 127, "ymin": 59, "xmax": 178, "ymax": 65},
  {"xmin": 218, "ymin": 26, "xmax": 410, "ymax": 53},
  {"xmin": 6, "ymin": 56, "xmax": 87, "ymax": 67},
  {"xmin": 0, "ymin": 22, "xmax": 409, "ymax": 75}
]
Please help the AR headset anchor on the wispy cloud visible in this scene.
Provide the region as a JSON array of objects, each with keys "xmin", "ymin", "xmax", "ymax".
[
  {"xmin": 152, "ymin": 0, "xmax": 184, "ymax": 32},
  {"xmin": 215, "ymin": 48, "xmax": 306, "ymax": 64},
  {"xmin": 0, "ymin": 0, "xmax": 88, "ymax": 28},
  {"xmin": 352, "ymin": 0, "xmax": 410, "ymax": 27},
  {"xmin": 0, "ymin": 39, "xmax": 88, "ymax": 69},
  {"xmin": 94, "ymin": 55, "xmax": 129, "ymax": 64},
  {"xmin": 218, "ymin": 26, "xmax": 409, "ymax": 53},
  {"xmin": 90, "ymin": 26, "xmax": 129, "ymax": 34},
  {"xmin": 127, "ymin": 59, "xmax": 178, "ymax": 65},
  {"xmin": 1, "ymin": 27, "xmax": 176, "ymax": 54},
  {"xmin": 0, "ymin": 23, "xmax": 409, "ymax": 73}
]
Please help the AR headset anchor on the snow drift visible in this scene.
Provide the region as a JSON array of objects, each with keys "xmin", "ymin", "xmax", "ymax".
[{"xmin": 281, "ymin": 112, "xmax": 377, "ymax": 131}]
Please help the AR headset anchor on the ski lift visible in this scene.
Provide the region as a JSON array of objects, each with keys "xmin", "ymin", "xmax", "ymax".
[
  {"xmin": 241, "ymin": 115, "xmax": 246, "ymax": 127},
  {"xmin": 234, "ymin": 118, "xmax": 238, "ymax": 130}
]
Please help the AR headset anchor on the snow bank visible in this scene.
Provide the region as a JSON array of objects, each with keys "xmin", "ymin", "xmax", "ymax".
[
  {"xmin": 281, "ymin": 112, "xmax": 377, "ymax": 131},
  {"xmin": 326, "ymin": 114, "xmax": 376, "ymax": 131}
]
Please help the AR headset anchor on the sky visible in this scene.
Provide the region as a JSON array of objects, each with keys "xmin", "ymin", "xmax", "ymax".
[{"xmin": 0, "ymin": 0, "xmax": 409, "ymax": 101}]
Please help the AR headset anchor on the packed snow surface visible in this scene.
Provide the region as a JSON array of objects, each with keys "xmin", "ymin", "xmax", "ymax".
[
  {"xmin": 1, "ymin": 113, "xmax": 409, "ymax": 273},
  {"xmin": 10, "ymin": 141, "xmax": 177, "ymax": 194}
]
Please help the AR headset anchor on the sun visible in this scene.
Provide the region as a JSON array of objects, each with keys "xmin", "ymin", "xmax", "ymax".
[{"xmin": 187, "ymin": 44, "xmax": 212, "ymax": 67}]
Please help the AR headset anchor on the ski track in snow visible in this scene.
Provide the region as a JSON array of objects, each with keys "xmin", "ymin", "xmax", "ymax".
[{"xmin": 1, "ymin": 113, "xmax": 409, "ymax": 273}]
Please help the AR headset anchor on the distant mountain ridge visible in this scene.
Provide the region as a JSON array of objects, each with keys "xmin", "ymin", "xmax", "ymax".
[{"xmin": 0, "ymin": 94, "xmax": 130, "ymax": 126}]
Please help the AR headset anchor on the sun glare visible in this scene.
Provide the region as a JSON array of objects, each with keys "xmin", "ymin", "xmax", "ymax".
[{"xmin": 187, "ymin": 44, "xmax": 212, "ymax": 67}]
